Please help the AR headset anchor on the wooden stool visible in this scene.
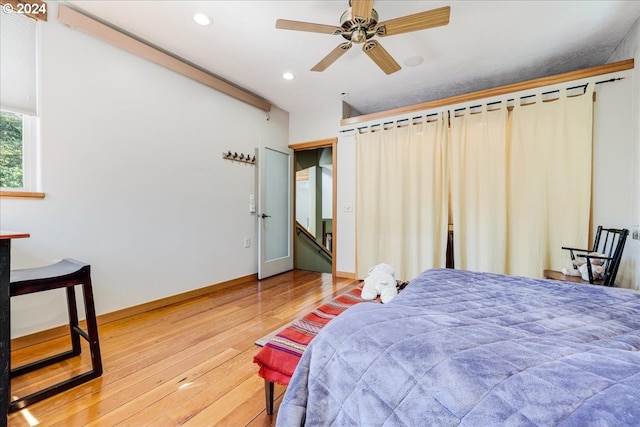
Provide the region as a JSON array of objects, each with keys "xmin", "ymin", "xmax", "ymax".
[{"xmin": 9, "ymin": 259, "xmax": 102, "ymax": 412}]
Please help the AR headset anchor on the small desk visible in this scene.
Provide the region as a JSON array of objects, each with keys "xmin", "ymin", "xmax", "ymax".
[{"xmin": 1, "ymin": 231, "xmax": 30, "ymax": 423}]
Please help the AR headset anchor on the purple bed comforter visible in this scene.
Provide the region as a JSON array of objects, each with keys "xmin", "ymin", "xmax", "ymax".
[{"xmin": 277, "ymin": 269, "xmax": 640, "ymax": 426}]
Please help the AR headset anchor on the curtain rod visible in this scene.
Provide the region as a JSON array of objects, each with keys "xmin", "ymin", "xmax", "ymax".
[
  {"xmin": 340, "ymin": 77, "xmax": 624, "ymax": 134},
  {"xmin": 454, "ymin": 77, "xmax": 623, "ymax": 112}
]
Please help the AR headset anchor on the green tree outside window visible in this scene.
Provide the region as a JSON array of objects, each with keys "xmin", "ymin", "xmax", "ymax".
[{"xmin": 0, "ymin": 111, "xmax": 24, "ymax": 188}]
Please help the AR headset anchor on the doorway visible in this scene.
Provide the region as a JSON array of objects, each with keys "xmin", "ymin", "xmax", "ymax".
[{"xmin": 291, "ymin": 138, "xmax": 337, "ymax": 275}]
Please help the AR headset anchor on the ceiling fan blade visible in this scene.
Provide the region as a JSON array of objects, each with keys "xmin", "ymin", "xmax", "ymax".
[
  {"xmin": 376, "ymin": 6, "xmax": 450, "ymax": 37},
  {"xmin": 276, "ymin": 19, "xmax": 342, "ymax": 35},
  {"xmin": 363, "ymin": 40, "xmax": 400, "ymax": 75},
  {"xmin": 351, "ymin": 0, "xmax": 374, "ymax": 21},
  {"xmin": 311, "ymin": 42, "xmax": 352, "ymax": 72}
]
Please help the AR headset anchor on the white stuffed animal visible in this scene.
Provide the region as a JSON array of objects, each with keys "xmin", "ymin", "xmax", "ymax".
[
  {"xmin": 362, "ymin": 263, "xmax": 398, "ymax": 304},
  {"xmin": 561, "ymin": 252, "xmax": 606, "ymax": 281}
]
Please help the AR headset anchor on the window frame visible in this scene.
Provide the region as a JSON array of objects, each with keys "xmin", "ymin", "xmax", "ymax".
[
  {"xmin": 0, "ymin": 5, "xmax": 44, "ymax": 199},
  {"xmin": 0, "ymin": 110, "xmax": 42, "ymax": 198}
]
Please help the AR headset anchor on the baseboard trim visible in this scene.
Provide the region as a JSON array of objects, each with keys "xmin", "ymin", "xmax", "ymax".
[
  {"xmin": 335, "ymin": 271, "xmax": 357, "ymax": 280},
  {"xmin": 11, "ymin": 273, "xmax": 257, "ymax": 351}
]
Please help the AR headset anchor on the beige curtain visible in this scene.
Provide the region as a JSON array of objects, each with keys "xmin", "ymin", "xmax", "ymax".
[
  {"xmin": 507, "ymin": 87, "xmax": 594, "ymax": 277},
  {"xmin": 450, "ymin": 104, "xmax": 509, "ymax": 273},
  {"xmin": 356, "ymin": 115, "xmax": 448, "ymax": 281}
]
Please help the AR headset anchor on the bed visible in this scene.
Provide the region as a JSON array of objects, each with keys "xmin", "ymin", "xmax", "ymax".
[{"xmin": 277, "ymin": 268, "xmax": 640, "ymax": 426}]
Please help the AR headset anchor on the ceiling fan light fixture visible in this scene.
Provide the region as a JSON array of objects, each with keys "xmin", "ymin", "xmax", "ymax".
[
  {"xmin": 351, "ymin": 28, "xmax": 367, "ymax": 44},
  {"xmin": 193, "ymin": 13, "xmax": 212, "ymax": 26}
]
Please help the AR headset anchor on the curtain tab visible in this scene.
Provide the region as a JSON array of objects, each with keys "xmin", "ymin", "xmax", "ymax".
[
  {"xmin": 534, "ymin": 92, "xmax": 542, "ymax": 104},
  {"xmin": 559, "ymin": 87, "xmax": 568, "ymax": 99}
]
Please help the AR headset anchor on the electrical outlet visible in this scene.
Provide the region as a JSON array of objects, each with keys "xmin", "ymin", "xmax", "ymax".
[
  {"xmin": 632, "ymin": 226, "xmax": 640, "ymax": 241},
  {"xmin": 244, "ymin": 237, "xmax": 251, "ymax": 248}
]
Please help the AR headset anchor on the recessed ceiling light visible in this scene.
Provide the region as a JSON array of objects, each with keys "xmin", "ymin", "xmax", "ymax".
[
  {"xmin": 282, "ymin": 72, "xmax": 295, "ymax": 80},
  {"xmin": 404, "ymin": 56, "xmax": 424, "ymax": 67},
  {"xmin": 193, "ymin": 13, "xmax": 212, "ymax": 26}
]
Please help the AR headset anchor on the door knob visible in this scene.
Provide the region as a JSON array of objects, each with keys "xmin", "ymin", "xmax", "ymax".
[{"xmin": 260, "ymin": 213, "xmax": 271, "ymax": 218}]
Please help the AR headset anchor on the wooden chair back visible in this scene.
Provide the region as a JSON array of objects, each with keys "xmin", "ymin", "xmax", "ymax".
[{"xmin": 563, "ymin": 226, "xmax": 629, "ymax": 286}]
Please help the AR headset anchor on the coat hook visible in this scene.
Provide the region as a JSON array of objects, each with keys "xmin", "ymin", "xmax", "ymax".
[{"xmin": 222, "ymin": 150, "xmax": 256, "ymax": 166}]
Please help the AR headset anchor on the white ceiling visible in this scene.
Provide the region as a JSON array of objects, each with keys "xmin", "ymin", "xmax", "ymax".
[{"xmin": 65, "ymin": 1, "xmax": 640, "ymax": 116}]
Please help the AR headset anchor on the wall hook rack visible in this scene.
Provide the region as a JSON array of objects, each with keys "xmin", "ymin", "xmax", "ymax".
[{"xmin": 222, "ymin": 150, "xmax": 256, "ymax": 165}]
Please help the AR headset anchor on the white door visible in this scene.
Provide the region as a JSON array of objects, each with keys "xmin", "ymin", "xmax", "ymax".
[{"xmin": 258, "ymin": 145, "xmax": 294, "ymax": 279}]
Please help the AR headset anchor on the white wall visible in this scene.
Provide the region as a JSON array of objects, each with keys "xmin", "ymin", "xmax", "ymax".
[
  {"xmin": 2, "ymin": 3, "xmax": 289, "ymax": 338},
  {"xmin": 288, "ymin": 103, "xmax": 341, "ymax": 144},
  {"xmin": 321, "ymin": 167, "xmax": 332, "ymax": 219},
  {"xmin": 295, "ymin": 181, "xmax": 309, "ymax": 229},
  {"xmin": 592, "ymin": 74, "xmax": 637, "ymax": 288},
  {"xmin": 335, "ymin": 132, "xmax": 356, "ymax": 275},
  {"xmin": 607, "ymin": 17, "xmax": 640, "ymax": 289}
]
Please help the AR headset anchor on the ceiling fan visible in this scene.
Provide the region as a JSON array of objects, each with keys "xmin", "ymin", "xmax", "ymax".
[{"xmin": 275, "ymin": 0, "xmax": 450, "ymax": 75}]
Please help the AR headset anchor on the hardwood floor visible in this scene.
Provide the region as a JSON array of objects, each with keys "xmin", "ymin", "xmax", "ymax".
[{"xmin": 8, "ymin": 270, "xmax": 359, "ymax": 426}]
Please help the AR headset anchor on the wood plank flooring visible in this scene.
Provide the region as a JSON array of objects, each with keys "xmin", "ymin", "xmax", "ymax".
[{"xmin": 8, "ymin": 270, "xmax": 359, "ymax": 426}]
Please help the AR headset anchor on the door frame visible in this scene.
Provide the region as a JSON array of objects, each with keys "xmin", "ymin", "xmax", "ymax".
[{"xmin": 289, "ymin": 137, "xmax": 338, "ymax": 276}]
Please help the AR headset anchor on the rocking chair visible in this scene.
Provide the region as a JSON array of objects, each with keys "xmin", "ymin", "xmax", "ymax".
[{"xmin": 544, "ymin": 226, "xmax": 629, "ymax": 286}]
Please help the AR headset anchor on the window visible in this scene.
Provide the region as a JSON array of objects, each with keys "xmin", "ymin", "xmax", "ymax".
[
  {"xmin": 0, "ymin": 10, "xmax": 40, "ymax": 193},
  {"xmin": 0, "ymin": 110, "xmax": 38, "ymax": 189}
]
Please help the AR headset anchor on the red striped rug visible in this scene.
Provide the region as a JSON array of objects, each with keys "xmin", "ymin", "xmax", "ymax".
[{"xmin": 253, "ymin": 286, "xmax": 378, "ymax": 385}]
